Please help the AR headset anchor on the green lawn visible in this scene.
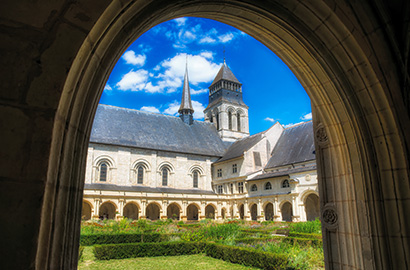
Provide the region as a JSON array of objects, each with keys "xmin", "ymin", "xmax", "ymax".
[{"xmin": 78, "ymin": 246, "xmax": 259, "ymax": 270}]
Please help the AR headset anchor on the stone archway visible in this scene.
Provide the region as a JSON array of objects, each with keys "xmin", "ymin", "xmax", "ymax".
[
  {"xmin": 264, "ymin": 203, "xmax": 274, "ymax": 221},
  {"xmin": 250, "ymin": 204, "xmax": 257, "ymax": 221},
  {"xmin": 167, "ymin": 203, "xmax": 180, "ymax": 220},
  {"xmin": 123, "ymin": 203, "xmax": 139, "ymax": 220},
  {"xmin": 99, "ymin": 202, "xmax": 116, "ymax": 220},
  {"xmin": 1, "ymin": 1, "xmax": 405, "ymax": 269},
  {"xmin": 187, "ymin": 204, "xmax": 199, "ymax": 221},
  {"xmin": 205, "ymin": 204, "xmax": 216, "ymax": 219},
  {"xmin": 81, "ymin": 201, "xmax": 92, "ymax": 220},
  {"xmin": 305, "ymin": 194, "xmax": 320, "ymax": 221},
  {"xmin": 281, "ymin": 202, "xmax": 293, "ymax": 222},
  {"xmin": 146, "ymin": 203, "xmax": 160, "ymax": 221}
]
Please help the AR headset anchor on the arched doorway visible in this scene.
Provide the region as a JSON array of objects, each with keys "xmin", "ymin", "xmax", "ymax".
[
  {"xmin": 264, "ymin": 203, "xmax": 274, "ymax": 221},
  {"xmin": 81, "ymin": 201, "xmax": 92, "ymax": 220},
  {"xmin": 123, "ymin": 203, "xmax": 139, "ymax": 220},
  {"xmin": 281, "ymin": 202, "xmax": 293, "ymax": 222},
  {"xmin": 25, "ymin": 2, "xmax": 409, "ymax": 269},
  {"xmin": 221, "ymin": 208, "xmax": 226, "ymax": 219},
  {"xmin": 99, "ymin": 202, "xmax": 116, "ymax": 219},
  {"xmin": 250, "ymin": 204, "xmax": 257, "ymax": 221},
  {"xmin": 187, "ymin": 204, "xmax": 199, "ymax": 220},
  {"xmin": 146, "ymin": 203, "xmax": 160, "ymax": 221},
  {"xmin": 239, "ymin": 204, "xmax": 244, "ymax": 220},
  {"xmin": 205, "ymin": 204, "xmax": 215, "ymax": 219},
  {"xmin": 305, "ymin": 194, "xmax": 320, "ymax": 221},
  {"xmin": 167, "ymin": 203, "xmax": 180, "ymax": 220}
]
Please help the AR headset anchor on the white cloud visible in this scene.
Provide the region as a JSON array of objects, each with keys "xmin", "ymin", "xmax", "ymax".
[
  {"xmin": 264, "ymin": 117, "xmax": 275, "ymax": 123},
  {"xmin": 174, "ymin": 17, "xmax": 187, "ymax": 26},
  {"xmin": 144, "ymin": 82, "xmax": 162, "ymax": 93},
  {"xmin": 163, "ymin": 100, "xmax": 180, "ymax": 116},
  {"xmin": 116, "ymin": 69, "xmax": 148, "ymax": 91},
  {"xmin": 283, "ymin": 121, "xmax": 305, "ymax": 129},
  {"xmin": 191, "ymin": 88, "xmax": 208, "ymax": 95},
  {"xmin": 301, "ymin": 112, "xmax": 312, "ymax": 120},
  {"xmin": 199, "ymin": 36, "xmax": 216, "ymax": 44},
  {"xmin": 140, "ymin": 106, "xmax": 160, "ymax": 113},
  {"xmin": 200, "ymin": 51, "xmax": 213, "ymax": 59},
  {"xmin": 104, "ymin": 84, "xmax": 112, "ymax": 91},
  {"xmin": 122, "ymin": 50, "xmax": 146, "ymax": 66},
  {"xmin": 218, "ymin": 33, "xmax": 234, "ymax": 43},
  {"xmin": 192, "ymin": 100, "xmax": 205, "ymax": 119},
  {"xmin": 162, "ymin": 100, "xmax": 205, "ymax": 120}
]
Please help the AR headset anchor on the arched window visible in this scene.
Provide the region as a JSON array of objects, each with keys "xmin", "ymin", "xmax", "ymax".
[
  {"xmin": 282, "ymin": 179, "xmax": 290, "ymax": 188},
  {"xmin": 193, "ymin": 170, "xmax": 199, "ymax": 188},
  {"xmin": 162, "ymin": 167, "xmax": 169, "ymax": 186},
  {"xmin": 210, "ymin": 114, "xmax": 213, "ymax": 123},
  {"xmin": 99, "ymin": 162, "xmax": 108, "ymax": 182},
  {"xmin": 264, "ymin": 182, "xmax": 272, "ymax": 190},
  {"xmin": 237, "ymin": 112, "xmax": 241, "ymax": 131},
  {"xmin": 228, "ymin": 111, "xmax": 232, "ymax": 130},
  {"xmin": 251, "ymin": 184, "xmax": 257, "ymax": 192},
  {"xmin": 216, "ymin": 112, "xmax": 220, "ymax": 130},
  {"xmin": 137, "ymin": 166, "xmax": 144, "ymax": 184}
]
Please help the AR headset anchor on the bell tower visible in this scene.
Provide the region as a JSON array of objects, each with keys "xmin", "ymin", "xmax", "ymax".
[{"xmin": 204, "ymin": 60, "xmax": 249, "ymax": 142}]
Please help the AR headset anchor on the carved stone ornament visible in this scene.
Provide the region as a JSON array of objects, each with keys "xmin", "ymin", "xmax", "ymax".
[
  {"xmin": 322, "ymin": 204, "xmax": 338, "ymax": 229},
  {"xmin": 315, "ymin": 124, "xmax": 329, "ymax": 146}
]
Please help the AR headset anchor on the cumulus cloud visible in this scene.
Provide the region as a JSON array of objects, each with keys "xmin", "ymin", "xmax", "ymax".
[
  {"xmin": 191, "ymin": 88, "xmax": 208, "ymax": 95},
  {"xmin": 283, "ymin": 121, "xmax": 305, "ymax": 128},
  {"xmin": 174, "ymin": 17, "xmax": 187, "ymax": 26},
  {"xmin": 199, "ymin": 36, "xmax": 216, "ymax": 44},
  {"xmin": 301, "ymin": 112, "xmax": 312, "ymax": 121},
  {"xmin": 162, "ymin": 100, "xmax": 205, "ymax": 120},
  {"xmin": 122, "ymin": 50, "xmax": 146, "ymax": 66},
  {"xmin": 104, "ymin": 84, "xmax": 112, "ymax": 91},
  {"xmin": 264, "ymin": 117, "xmax": 275, "ymax": 123},
  {"xmin": 218, "ymin": 33, "xmax": 234, "ymax": 43},
  {"xmin": 116, "ymin": 69, "xmax": 148, "ymax": 91},
  {"xmin": 140, "ymin": 106, "xmax": 160, "ymax": 113}
]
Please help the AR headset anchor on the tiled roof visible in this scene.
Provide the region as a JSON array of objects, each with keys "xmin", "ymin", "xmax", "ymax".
[
  {"xmin": 210, "ymin": 62, "xmax": 241, "ymax": 86},
  {"xmin": 215, "ymin": 131, "xmax": 265, "ymax": 163},
  {"xmin": 265, "ymin": 121, "xmax": 315, "ymax": 169},
  {"xmin": 90, "ymin": 105, "xmax": 227, "ymax": 157},
  {"xmin": 84, "ymin": 183, "xmax": 216, "ymax": 195},
  {"xmin": 248, "ymin": 165, "xmax": 317, "ymax": 181}
]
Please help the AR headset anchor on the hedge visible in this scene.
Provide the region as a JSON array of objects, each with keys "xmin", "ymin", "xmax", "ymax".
[
  {"xmin": 288, "ymin": 232, "xmax": 322, "ymax": 240},
  {"xmin": 78, "ymin": 246, "xmax": 84, "ymax": 261},
  {"xmin": 93, "ymin": 241, "xmax": 205, "ymax": 260},
  {"xmin": 234, "ymin": 236, "xmax": 284, "ymax": 244},
  {"xmin": 283, "ymin": 236, "xmax": 322, "ymax": 247},
  {"xmin": 80, "ymin": 233, "xmax": 179, "ymax": 246},
  {"xmin": 93, "ymin": 241, "xmax": 288, "ymax": 269},
  {"xmin": 205, "ymin": 243, "xmax": 288, "ymax": 270}
]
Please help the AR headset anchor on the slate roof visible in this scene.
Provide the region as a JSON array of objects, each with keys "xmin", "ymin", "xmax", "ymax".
[
  {"xmin": 215, "ymin": 131, "xmax": 265, "ymax": 163},
  {"xmin": 178, "ymin": 66, "xmax": 194, "ymax": 114},
  {"xmin": 265, "ymin": 121, "xmax": 315, "ymax": 169},
  {"xmin": 84, "ymin": 183, "xmax": 216, "ymax": 195},
  {"xmin": 210, "ymin": 62, "xmax": 241, "ymax": 86},
  {"xmin": 248, "ymin": 165, "xmax": 317, "ymax": 181},
  {"xmin": 90, "ymin": 105, "xmax": 227, "ymax": 157}
]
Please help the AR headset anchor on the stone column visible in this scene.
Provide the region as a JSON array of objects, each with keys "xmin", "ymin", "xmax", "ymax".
[
  {"xmin": 140, "ymin": 199, "xmax": 146, "ymax": 219},
  {"xmin": 181, "ymin": 200, "xmax": 187, "ymax": 221},
  {"xmin": 232, "ymin": 201, "xmax": 238, "ymax": 219},
  {"xmin": 244, "ymin": 200, "xmax": 250, "ymax": 221},
  {"xmin": 118, "ymin": 199, "xmax": 124, "ymax": 219},
  {"xmin": 257, "ymin": 199, "xmax": 264, "ymax": 221},
  {"xmin": 217, "ymin": 202, "xmax": 222, "ymax": 220},
  {"xmin": 93, "ymin": 198, "xmax": 101, "ymax": 219},
  {"xmin": 161, "ymin": 200, "xmax": 168, "ymax": 220},
  {"xmin": 199, "ymin": 201, "xmax": 206, "ymax": 220},
  {"xmin": 292, "ymin": 196, "xmax": 300, "ymax": 222},
  {"xmin": 232, "ymin": 113, "xmax": 237, "ymax": 131},
  {"xmin": 273, "ymin": 197, "xmax": 281, "ymax": 221}
]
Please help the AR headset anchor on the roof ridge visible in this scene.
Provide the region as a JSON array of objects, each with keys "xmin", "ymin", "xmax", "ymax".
[{"xmin": 284, "ymin": 120, "xmax": 313, "ymax": 130}]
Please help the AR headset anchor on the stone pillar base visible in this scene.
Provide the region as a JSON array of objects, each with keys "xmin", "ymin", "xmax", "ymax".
[
  {"xmin": 160, "ymin": 215, "xmax": 168, "ymax": 220},
  {"xmin": 180, "ymin": 216, "xmax": 187, "ymax": 221}
]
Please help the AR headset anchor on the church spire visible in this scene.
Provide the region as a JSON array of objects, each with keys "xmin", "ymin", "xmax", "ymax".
[{"xmin": 178, "ymin": 56, "xmax": 194, "ymax": 125}]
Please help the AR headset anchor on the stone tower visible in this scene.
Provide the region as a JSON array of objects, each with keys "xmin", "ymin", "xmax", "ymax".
[
  {"xmin": 178, "ymin": 60, "xmax": 194, "ymax": 125},
  {"xmin": 204, "ymin": 60, "xmax": 249, "ymax": 142}
]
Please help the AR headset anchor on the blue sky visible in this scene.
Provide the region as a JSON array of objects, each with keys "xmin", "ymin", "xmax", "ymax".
[{"xmin": 101, "ymin": 17, "xmax": 311, "ymax": 135}]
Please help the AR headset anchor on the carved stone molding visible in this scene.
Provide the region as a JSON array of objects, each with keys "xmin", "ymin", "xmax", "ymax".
[
  {"xmin": 315, "ymin": 124, "xmax": 329, "ymax": 146},
  {"xmin": 322, "ymin": 204, "xmax": 338, "ymax": 229}
]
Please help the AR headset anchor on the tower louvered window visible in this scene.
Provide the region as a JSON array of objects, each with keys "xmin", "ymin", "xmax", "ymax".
[
  {"xmin": 237, "ymin": 112, "xmax": 241, "ymax": 131},
  {"xmin": 228, "ymin": 111, "xmax": 232, "ymax": 130}
]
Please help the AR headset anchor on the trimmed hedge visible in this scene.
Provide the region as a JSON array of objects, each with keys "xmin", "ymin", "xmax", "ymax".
[
  {"xmin": 205, "ymin": 243, "xmax": 288, "ymax": 270},
  {"xmin": 283, "ymin": 236, "xmax": 322, "ymax": 247},
  {"xmin": 93, "ymin": 241, "xmax": 288, "ymax": 269},
  {"xmin": 78, "ymin": 246, "xmax": 84, "ymax": 261},
  {"xmin": 234, "ymin": 236, "xmax": 284, "ymax": 244},
  {"xmin": 80, "ymin": 233, "xmax": 179, "ymax": 246},
  {"xmin": 288, "ymin": 232, "xmax": 322, "ymax": 240},
  {"xmin": 93, "ymin": 241, "xmax": 205, "ymax": 260}
]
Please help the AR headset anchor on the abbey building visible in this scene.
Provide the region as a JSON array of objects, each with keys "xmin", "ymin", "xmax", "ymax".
[{"xmin": 82, "ymin": 61, "xmax": 319, "ymax": 222}]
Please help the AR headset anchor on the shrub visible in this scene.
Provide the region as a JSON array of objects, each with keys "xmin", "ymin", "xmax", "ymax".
[
  {"xmin": 289, "ymin": 219, "xmax": 321, "ymax": 234},
  {"xmin": 288, "ymin": 232, "xmax": 322, "ymax": 240},
  {"xmin": 93, "ymin": 241, "xmax": 205, "ymax": 260},
  {"xmin": 205, "ymin": 243, "xmax": 288, "ymax": 270},
  {"xmin": 283, "ymin": 237, "xmax": 322, "ymax": 247},
  {"xmin": 80, "ymin": 233, "xmax": 178, "ymax": 246},
  {"xmin": 78, "ymin": 246, "xmax": 84, "ymax": 261}
]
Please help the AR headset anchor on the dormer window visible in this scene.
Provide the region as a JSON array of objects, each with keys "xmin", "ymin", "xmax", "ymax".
[
  {"xmin": 217, "ymin": 168, "xmax": 222, "ymax": 178},
  {"xmin": 282, "ymin": 179, "xmax": 290, "ymax": 188},
  {"xmin": 232, "ymin": 164, "xmax": 237, "ymax": 173},
  {"xmin": 264, "ymin": 182, "xmax": 272, "ymax": 190},
  {"xmin": 251, "ymin": 184, "xmax": 258, "ymax": 192}
]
